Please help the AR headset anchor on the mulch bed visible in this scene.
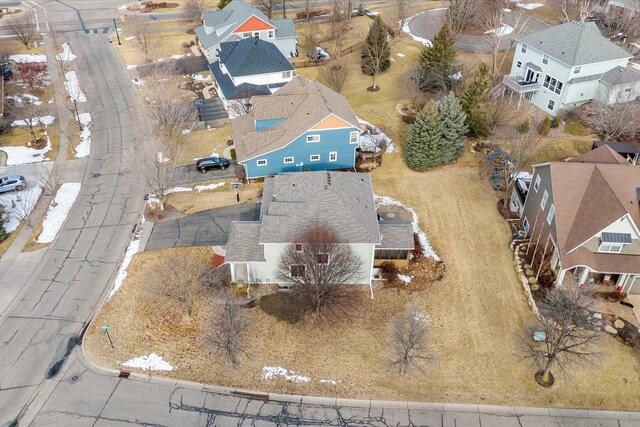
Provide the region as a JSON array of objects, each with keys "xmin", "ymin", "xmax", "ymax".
[{"xmin": 144, "ymin": 204, "xmax": 186, "ymax": 223}]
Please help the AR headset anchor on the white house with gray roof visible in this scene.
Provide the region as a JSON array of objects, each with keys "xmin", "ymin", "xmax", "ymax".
[
  {"xmin": 225, "ymin": 172, "xmax": 415, "ymax": 286},
  {"xmin": 502, "ymin": 21, "xmax": 640, "ymax": 116}
]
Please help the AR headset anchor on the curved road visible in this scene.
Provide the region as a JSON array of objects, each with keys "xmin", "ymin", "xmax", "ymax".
[{"xmin": 0, "ymin": 2, "xmax": 639, "ymax": 426}]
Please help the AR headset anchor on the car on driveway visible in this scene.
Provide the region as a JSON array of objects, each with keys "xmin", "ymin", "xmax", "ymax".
[
  {"xmin": 0, "ymin": 175, "xmax": 27, "ymax": 193},
  {"xmin": 195, "ymin": 157, "xmax": 230, "ymax": 174}
]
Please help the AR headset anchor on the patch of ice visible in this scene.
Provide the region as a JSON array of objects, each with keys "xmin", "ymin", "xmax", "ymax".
[
  {"xmin": 125, "ymin": 36, "xmax": 135, "ymax": 41},
  {"xmin": 515, "ymin": 2, "xmax": 544, "ymax": 9},
  {"xmin": 7, "ymin": 94, "xmax": 42, "ymax": 106},
  {"xmin": 503, "ymin": 8, "xmax": 512, "ymax": 12},
  {"xmin": 108, "ymin": 218, "xmax": 144, "ymax": 299},
  {"xmin": 64, "ymin": 71, "xmax": 87, "ymax": 102},
  {"xmin": 181, "ymin": 129, "xmax": 191, "ymax": 135},
  {"xmin": 36, "ymin": 183, "xmax": 81, "ymax": 243},
  {"xmin": 11, "ymin": 115, "xmax": 55, "ymax": 127},
  {"xmin": 375, "ymin": 195, "xmax": 440, "ymax": 261},
  {"xmin": 0, "ymin": 137, "xmax": 52, "ymax": 165},
  {"xmin": 126, "ymin": 64, "xmax": 138, "ymax": 70},
  {"xmin": 122, "ymin": 353, "xmax": 173, "ymax": 371},
  {"xmin": 75, "ymin": 113, "xmax": 92, "ymax": 158},
  {"xmin": 194, "ymin": 182, "xmax": 225, "ymax": 193},
  {"xmin": 0, "ymin": 187, "xmax": 43, "ymax": 233},
  {"xmin": 132, "ymin": 78, "xmax": 145, "ymax": 87},
  {"xmin": 396, "ymin": 52, "xmax": 405, "ymax": 58},
  {"xmin": 357, "ymin": 118, "xmax": 394, "ymax": 154},
  {"xmin": 56, "ymin": 43, "xmax": 76, "ymax": 61},
  {"xmin": 262, "ymin": 366, "xmax": 310, "ymax": 383},
  {"xmin": 157, "ymin": 152, "xmax": 169, "ymax": 163},
  {"xmin": 165, "ymin": 186, "xmax": 192, "ymax": 195},
  {"xmin": 397, "ymin": 274, "xmax": 413, "ymax": 283},
  {"xmin": 631, "ymin": 62, "xmax": 640, "ymax": 70},
  {"xmin": 9, "ymin": 54, "xmax": 47, "ymax": 63},
  {"xmin": 485, "ymin": 23, "xmax": 514, "ymax": 36}
]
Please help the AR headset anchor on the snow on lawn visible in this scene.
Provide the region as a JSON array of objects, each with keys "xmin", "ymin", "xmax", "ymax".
[
  {"xmin": 132, "ymin": 78, "xmax": 145, "ymax": 87},
  {"xmin": 126, "ymin": 64, "xmax": 138, "ymax": 70},
  {"xmin": 515, "ymin": 2, "xmax": 543, "ymax": 9},
  {"xmin": 181, "ymin": 129, "xmax": 191, "ymax": 135},
  {"xmin": 262, "ymin": 366, "xmax": 340, "ymax": 384},
  {"xmin": 396, "ymin": 52, "xmax": 406, "ymax": 58},
  {"xmin": 7, "ymin": 94, "xmax": 42, "ymax": 106},
  {"xmin": 0, "ymin": 187, "xmax": 43, "ymax": 233},
  {"xmin": 9, "ymin": 54, "xmax": 47, "ymax": 63},
  {"xmin": 357, "ymin": 118, "xmax": 394, "ymax": 154},
  {"xmin": 125, "ymin": 36, "xmax": 135, "ymax": 41},
  {"xmin": 56, "ymin": 43, "xmax": 76, "ymax": 61},
  {"xmin": 401, "ymin": 13, "xmax": 433, "ymax": 47},
  {"xmin": 122, "ymin": 353, "xmax": 173, "ymax": 371},
  {"xmin": 397, "ymin": 274, "xmax": 413, "ymax": 284},
  {"xmin": 375, "ymin": 195, "xmax": 440, "ymax": 261},
  {"xmin": 64, "ymin": 71, "xmax": 87, "ymax": 102},
  {"xmin": 11, "ymin": 115, "xmax": 55, "ymax": 127},
  {"xmin": 36, "ymin": 183, "xmax": 81, "ymax": 243},
  {"xmin": 485, "ymin": 23, "xmax": 514, "ymax": 36},
  {"xmin": 166, "ymin": 182, "xmax": 226, "ymax": 194},
  {"xmin": 165, "ymin": 186, "xmax": 192, "ymax": 195},
  {"xmin": 193, "ymin": 152, "xmax": 220, "ymax": 161},
  {"xmin": 193, "ymin": 74, "xmax": 211, "ymax": 81},
  {"xmin": 75, "ymin": 113, "xmax": 92, "ymax": 158},
  {"xmin": 1, "ymin": 136, "xmax": 52, "ymax": 165},
  {"xmin": 108, "ymin": 218, "xmax": 144, "ymax": 299}
]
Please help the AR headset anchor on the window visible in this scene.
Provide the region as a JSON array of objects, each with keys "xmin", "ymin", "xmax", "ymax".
[
  {"xmin": 523, "ymin": 217, "xmax": 530, "ymax": 233},
  {"xmin": 307, "ymin": 134, "xmax": 320, "ymax": 143},
  {"xmin": 547, "ymin": 99, "xmax": 555, "ymax": 111},
  {"xmin": 257, "ymin": 159, "xmax": 267, "ymax": 166},
  {"xmin": 242, "ymin": 32, "xmax": 251, "ymax": 38},
  {"xmin": 534, "ymin": 175, "xmax": 541, "ymax": 192},
  {"xmin": 516, "ymin": 60, "xmax": 522, "ymax": 69},
  {"xmin": 542, "ymin": 54, "xmax": 549, "ymax": 65},
  {"xmin": 573, "ymin": 66, "xmax": 582, "ymax": 74},
  {"xmin": 283, "ymin": 157, "xmax": 294, "ymax": 164},
  {"xmin": 543, "ymin": 75, "xmax": 563, "ymax": 94},
  {"xmin": 521, "ymin": 44, "xmax": 528, "ymax": 54},
  {"xmin": 350, "ymin": 131, "xmax": 359, "ymax": 144},
  {"xmin": 599, "ymin": 242, "xmax": 623, "ymax": 253},
  {"xmin": 329, "ymin": 151, "xmax": 337, "ymax": 162},
  {"xmin": 291, "ymin": 265, "xmax": 305, "ymax": 277},
  {"xmin": 317, "ymin": 253, "xmax": 329, "ymax": 264},
  {"xmin": 268, "ymin": 30, "xmax": 274, "ymax": 38},
  {"xmin": 625, "ymin": 88, "xmax": 631, "ymax": 93},
  {"xmin": 547, "ymin": 204, "xmax": 555, "ymax": 224},
  {"xmin": 541, "ymin": 190, "xmax": 548, "ymax": 209},
  {"xmin": 295, "ymin": 243, "xmax": 303, "ymax": 252},
  {"xmin": 310, "ymin": 154, "xmax": 320, "ymax": 161},
  {"xmin": 253, "ymin": 31, "xmax": 260, "ymax": 38},
  {"xmin": 282, "ymin": 70, "xmax": 292, "ymax": 79}
]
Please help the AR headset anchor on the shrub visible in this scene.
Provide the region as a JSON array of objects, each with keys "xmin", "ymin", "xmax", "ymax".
[
  {"xmin": 181, "ymin": 41, "xmax": 190, "ymax": 49},
  {"xmin": 379, "ymin": 262, "xmax": 399, "ymax": 281},
  {"xmin": 538, "ymin": 116, "xmax": 551, "ymax": 135},
  {"xmin": 517, "ymin": 119, "xmax": 530, "ymax": 134},
  {"xmin": 550, "ymin": 116, "xmax": 560, "ymax": 128}
]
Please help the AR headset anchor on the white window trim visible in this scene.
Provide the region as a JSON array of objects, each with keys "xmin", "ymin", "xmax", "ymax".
[
  {"xmin": 598, "ymin": 242, "xmax": 624, "ymax": 253},
  {"xmin": 307, "ymin": 134, "xmax": 320, "ymax": 143},
  {"xmin": 573, "ymin": 66, "xmax": 581, "ymax": 74},
  {"xmin": 329, "ymin": 151, "xmax": 337, "ymax": 162},
  {"xmin": 534, "ymin": 175, "xmax": 541, "ymax": 192},
  {"xmin": 283, "ymin": 157, "xmax": 294, "ymax": 164},
  {"xmin": 242, "ymin": 32, "xmax": 251, "ymax": 38},
  {"xmin": 547, "ymin": 204, "xmax": 555, "ymax": 225},
  {"xmin": 542, "ymin": 54, "xmax": 549, "ymax": 65},
  {"xmin": 310, "ymin": 154, "xmax": 320, "ymax": 162},
  {"xmin": 268, "ymin": 30, "xmax": 274, "ymax": 38},
  {"xmin": 521, "ymin": 44, "xmax": 527, "ymax": 54},
  {"xmin": 253, "ymin": 31, "xmax": 260, "ymax": 38},
  {"xmin": 282, "ymin": 70, "xmax": 292, "ymax": 79},
  {"xmin": 349, "ymin": 131, "xmax": 359, "ymax": 144},
  {"xmin": 516, "ymin": 60, "xmax": 522, "ymax": 69},
  {"xmin": 257, "ymin": 159, "xmax": 268, "ymax": 166},
  {"xmin": 541, "ymin": 190, "xmax": 548, "ymax": 210}
]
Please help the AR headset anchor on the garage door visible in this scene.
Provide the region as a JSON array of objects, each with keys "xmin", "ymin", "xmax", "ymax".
[{"xmin": 629, "ymin": 276, "xmax": 640, "ymax": 294}]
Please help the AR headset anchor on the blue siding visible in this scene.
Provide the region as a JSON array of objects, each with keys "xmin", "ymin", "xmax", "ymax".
[
  {"xmin": 242, "ymin": 127, "xmax": 359, "ymax": 178},
  {"xmin": 256, "ymin": 118, "xmax": 284, "ymax": 131}
]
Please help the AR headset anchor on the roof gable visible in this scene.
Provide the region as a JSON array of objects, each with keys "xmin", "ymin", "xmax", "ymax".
[
  {"xmin": 569, "ymin": 145, "xmax": 629, "ymax": 165},
  {"xmin": 309, "ymin": 114, "xmax": 354, "ymax": 130},
  {"xmin": 233, "ymin": 15, "xmax": 275, "ymax": 32}
]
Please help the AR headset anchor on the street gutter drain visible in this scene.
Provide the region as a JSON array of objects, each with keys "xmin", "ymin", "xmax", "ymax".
[{"xmin": 71, "ymin": 374, "xmax": 80, "ymax": 382}]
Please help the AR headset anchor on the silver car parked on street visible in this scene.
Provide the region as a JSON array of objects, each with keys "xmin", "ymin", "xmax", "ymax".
[{"xmin": 0, "ymin": 175, "xmax": 27, "ymax": 193}]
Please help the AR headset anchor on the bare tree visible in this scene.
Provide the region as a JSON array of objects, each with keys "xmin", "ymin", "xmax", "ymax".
[
  {"xmin": 207, "ymin": 291, "xmax": 250, "ymax": 365},
  {"xmin": 276, "ymin": 225, "xmax": 362, "ymax": 322},
  {"xmin": 318, "ymin": 57, "xmax": 350, "ymax": 93},
  {"xmin": 576, "ymin": 0, "xmax": 600, "ymax": 22},
  {"xmin": 17, "ymin": 62, "xmax": 48, "ymax": 91},
  {"xmin": 5, "ymin": 10, "xmax": 37, "ymax": 49},
  {"xmin": 329, "ymin": 0, "xmax": 352, "ymax": 22},
  {"xmin": 482, "ymin": 6, "xmax": 529, "ymax": 76},
  {"xmin": 8, "ymin": 187, "xmax": 40, "ymax": 238},
  {"xmin": 392, "ymin": 0, "xmax": 412, "ymax": 32},
  {"xmin": 597, "ymin": 5, "xmax": 640, "ymax": 38},
  {"xmin": 126, "ymin": 12, "xmax": 160, "ymax": 63},
  {"xmin": 281, "ymin": 0, "xmax": 288, "ymax": 18},
  {"xmin": 200, "ymin": 264, "xmax": 232, "ymax": 293},
  {"xmin": 154, "ymin": 253, "xmax": 205, "ymax": 317},
  {"xmin": 302, "ymin": 0, "xmax": 313, "ymax": 20},
  {"xmin": 486, "ymin": 95, "xmax": 512, "ymax": 131},
  {"xmin": 584, "ymin": 99, "xmax": 637, "ymax": 141},
  {"xmin": 226, "ymin": 87, "xmax": 264, "ymax": 117},
  {"xmin": 182, "ymin": 0, "xmax": 208, "ymax": 24},
  {"xmin": 8, "ymin": 96, "xmax": 51, "ymax": 144},
  {"xmin": 256, "ymin": 0, "xmax": 278, "ymax": 19},
  {"xmin": 33, "ymin": 163, "xmax": 62, "ymax": 206},
  {"xmin": 402, "ymin": 65, "xmax": 428, "ymax": 109},
  {"xmin": 549, "ymin": 0, "xmax": 573, "ymax": 22},
  {"xmin": 0, "ymin": 45, "xmax": 11, "ymax": 76},
  {"xmin": 386, "ymin": 303, "xmax": 431, "ymax": 374},
  {"xmin": 447, "ymin": 0, "xmax": 476, "ymax": 35},
  {"xmin": 519, "ymin": 284, "xmax": 602, "ymax": 386}
]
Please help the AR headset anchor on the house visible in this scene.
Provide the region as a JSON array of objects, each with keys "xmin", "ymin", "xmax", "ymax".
[
  {"xmin": 519, "ymin": 145, "xmax": 640, "ymax": 293},
  {"xmin": 209, "ymin": 37, "xmax": 295, "ymax": 112},
  {"xmin": 194, "ymin": 0, "xmax": 297, "ymax": 63},
  {"xmin": 592, "ymin": 141, "xmax": 640, "ymax": 165},
  {"xmin": 231, "ymin": 76, "xmax": 362, "ymax": 179},
  {"xmin": 502, "ymin": 21, "xmax": 640, "ymax": 116},
  {"xmin": 225, "ymin": 171, "xmax": 415, "ymax": 286}
]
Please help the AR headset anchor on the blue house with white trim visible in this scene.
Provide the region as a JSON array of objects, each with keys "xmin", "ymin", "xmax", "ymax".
[{"xmin": 231, "ymin": 76, "xmax": 362, "ymax": 179}]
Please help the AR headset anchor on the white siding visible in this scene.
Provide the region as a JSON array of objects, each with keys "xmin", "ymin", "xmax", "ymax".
[{"xmin": 232, "ymin": 71, "xmax": 293, "ymax": 86}]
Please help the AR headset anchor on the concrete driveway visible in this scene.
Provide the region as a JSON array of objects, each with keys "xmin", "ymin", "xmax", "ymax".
[
  {"xmin": 174, "ymin": 161, "xmax": 238, "ymax": 184},
  {"xmin": 145, "ymin": 203, "xmax": 260, "ymax": 250}
]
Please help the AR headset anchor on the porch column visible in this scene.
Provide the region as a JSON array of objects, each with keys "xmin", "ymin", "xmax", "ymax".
[
  {"xmin": 578, "ymin": 267, "xmax": 590, "ymax": 286},
  {"xmin": 230, "ymin": 262, "xmax": 235, "ymax": 282},
  {"xmin": 617, "ymin": 274, "xmax": 628, "ymax": 291},
  {"xmin": 556, "ymin": 269, "xmax": 567, "ymax": 286}
]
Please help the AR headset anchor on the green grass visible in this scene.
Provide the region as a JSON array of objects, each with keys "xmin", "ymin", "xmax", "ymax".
[{"xmin": 563, "ymin": 120, "xmax": 591, "ymax": 136}]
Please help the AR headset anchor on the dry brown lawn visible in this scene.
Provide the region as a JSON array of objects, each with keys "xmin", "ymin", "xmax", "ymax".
[
  {"xmin": 21, "ymin": 220, "xmax": 48, "ymax": 253},
  {"xmin": 0, "ymin": 224, "xmax": 22, "ymax": 257},
  {"xmin": 525, "ymin": 4, "xmax": 580, "ymax": 26},
  {"xmin": 3, "ymin": 39, "xmax": 45, "ymax": 55},
  {"xmin": 115, "ymin": 28, "xmax": 196, "ymax": 66},
  {"xmin": 165, "ymin": 178, "xmax": 262, "ymax": 214},
  {"xmin": 177, "ymin": 126, "xmax": 231, "ymax": 166}
]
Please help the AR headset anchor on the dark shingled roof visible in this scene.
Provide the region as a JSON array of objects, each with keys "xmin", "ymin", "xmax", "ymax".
[
  {"xmin": 219, "ymin": 37, "xmax": 294, "ymax": 77},
  {"xmin": 378, "ymin": 222, "xmax": 415, "ymax": 250},
  {"xmin": 209, "ymin": 61, "xmax": 279, "ymax": 100}
]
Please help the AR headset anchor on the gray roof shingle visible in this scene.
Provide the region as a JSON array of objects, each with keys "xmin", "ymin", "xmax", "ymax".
[
  {"xmin": 219, "ymin": 37, "xmax": 294, "ymax": 77},
  {"xmin": 599, "ymin": 66, "xmax": 640, "ymax": 86},
  {"xmin": 209, "ymin": 61, "xmax": 274, "ymax": 100},
  {"xmin": 517, "ymin": 21, "xmax": 631, "ymax": 67},
  {"xmin": 225, "ymin": 222, "xmax": 265, "ymax": 262},
  {"xmin": 377, "ymin": 222, "xmax": 415, "ymax": 249}
]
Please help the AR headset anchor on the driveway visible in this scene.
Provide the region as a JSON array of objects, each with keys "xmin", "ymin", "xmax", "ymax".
[
  {"xmin": 407, "ymin": 9, "xmax": 549, "ymax": 52},
  {"xmin": 174, "ymin": 160, "xmax": 238, "ymax": 184},
  {"xmin": 145, "ymin": 203, "xmax": 260, "ymax": 250}
]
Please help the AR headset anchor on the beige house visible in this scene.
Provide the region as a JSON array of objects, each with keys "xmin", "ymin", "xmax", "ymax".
[{"xmin": 520, "ymin": 145, "xmax": 640, "ymax": 293}]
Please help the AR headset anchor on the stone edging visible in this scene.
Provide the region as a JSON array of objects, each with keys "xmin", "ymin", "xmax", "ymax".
[{"xmin": 511, "ymin": 241, "xmax": 541, "ymax": 319}]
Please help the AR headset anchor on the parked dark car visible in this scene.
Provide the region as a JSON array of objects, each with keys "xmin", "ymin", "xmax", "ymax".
[
  {"xmin": 195, "ymin": 157, "xmax": 230, "ymax": 174},
  {"xmin": 0, "ymin": 175, "xmax": 27, "ymax": 193}
]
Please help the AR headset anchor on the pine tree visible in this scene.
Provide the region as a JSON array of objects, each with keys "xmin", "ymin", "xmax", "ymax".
[
  {"xmin": 217, "ymin": 0, "xmax": 232, "ymax": 9},
  {"xmin": 460, "ymin": 62, "xmax": 491, "ymax": 138},
  {"xmin": 405, "ymin": 104, "xmax": 444, "ymax": 170},
  {"xmin": 419, "ymin": 21, "xmax": 460, "ymax": 91},
  {"xmin": 361, "ymin": 15, "xmax": 391, "ymax": 89},
  {"xmin": 437, "ymin": 93, "xmax": 468, "ymax": 163}
]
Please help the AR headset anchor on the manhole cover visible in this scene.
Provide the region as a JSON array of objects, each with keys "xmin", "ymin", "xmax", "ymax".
[
  {"xmin": 92, "ymin": 173, "xmax": 101, "ymax": 178},
  {"xmin": 71, "ymin": 374, "xmax": 79, "ymax": 382},
  {"xmin": 387, "ymin": 213, "xmax": 395, "ymax": 218}
]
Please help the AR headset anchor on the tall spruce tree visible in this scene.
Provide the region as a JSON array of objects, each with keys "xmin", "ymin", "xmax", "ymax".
[
  {"xmin": 460, "ymin": 62, "xmax": 491, "ymax": 138},
  {"xmin": 361, "ymin": 15, "xmax": 391, "ymax": 89},
  {"xmin": 419, "ymin": 21, "xmax": 460, "ymax": 91},
  {"xmin": 437, "ymin": 93, "xmax": 468, "ymax": 163},
  {"xmin": 217, "ymin": 0, "xmax": 231, "ymax": 9},
  {"xmin": 405, "ymin": 104, "xmax": 444, "ymax": 170}
]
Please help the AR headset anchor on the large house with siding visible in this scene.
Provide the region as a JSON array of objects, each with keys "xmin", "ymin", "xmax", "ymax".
[
  {"xmin": 225, "ymin": 171, "xmax": 415, "ymax": 286},
  {"xmin": 519, "ymin": 145, "xmax": 640, "ymax": 294},
  {"xmin": 195, "ymin": 0, "xmax": 297, "ymax": 63},
  {"xmin": 231, "ymin": 76, "xmax": 362, "ymax": 179},
  {"xmin": 502, "ymin": 21, "xmax": 640, "ymax": 116}
]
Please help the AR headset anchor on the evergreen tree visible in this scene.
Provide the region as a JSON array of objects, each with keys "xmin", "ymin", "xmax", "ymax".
[
  {"xmin": 217, "ymin": 0, "xmax": 232, "ymax": 9},
  {"xmin": 437, "ymin": 93, "xmax": 468, "ymax": 163},
  {"xmin": 460, "ymin": 62, "xmax": 491, "ymax": 138},
  {"xmin": 419, "ymin": 21, "xmax": 460, "ymax": 91},
  {"xmin": 361, "ymin": 15, "xmax": 391, "ymax": 89},
  {"xmin": 405, "ymin": 104, "xmax": 444, "ymax": 170}
]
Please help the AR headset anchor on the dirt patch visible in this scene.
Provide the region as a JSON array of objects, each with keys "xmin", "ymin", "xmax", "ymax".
[{"xmin": 144, "ymin": 204, "xmax": 186, "ymax": 223}]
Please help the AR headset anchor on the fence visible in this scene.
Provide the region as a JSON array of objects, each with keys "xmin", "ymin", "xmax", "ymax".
[{"xmin": 293, "ymin": 43, "xmax": 363, "ymax": 68}]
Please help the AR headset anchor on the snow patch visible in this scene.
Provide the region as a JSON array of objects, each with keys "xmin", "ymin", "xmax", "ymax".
[
  {"xmin": 56, "ymin": 43, "xmax": 76, "ymax": 61},
  {"xmin": 0, "ymin": 137, "xmax": 52, "ymax": 165},
  {"xmin": 165, "ymin": 186, "xmax": 192, "ymax": 195},
  {"xmin": 11, "ymin": 115, "xmax": 55, "ymax": 127},
  {"xmin": 485, "ymin": 23, "xmax": 514, "ymax": 36},
  {"xmin": 181, "ymin": 129, "xmax": 191, "ymax": 135},
  {"xmin": 122, "ymin": 353, "xmax": 173, "ymax": 371},
  {"xmin": 0, "ymin": 187, "xmax": 43, "ymax": 233},
  {"xmin": 126, "ymin": 64, "xmax": 138, "ymax": 70},
  {"xmin": 125, "ymin": 36, "xmax": 135, "ymax": 41},
  {"xmin": 75, "ymin": 113, "xmax": 92, "ymax": 158},
  {"xmin": 193, "ymin": 74, "xmax": 211, "ymax": 81},
  {"xmin": 262, "ymin": 366, "xmax": 310, "ymax": 383},
  {"xmin": 397, "ymin": 274, "xmax": 413, "ymax": 283},
  {"xmin": 7, "ymin": 94, "xmax": 42, "ymax": 106},
  {"xmin": 357, "ymin": 118, "xmax": 394, "ymax": 154},
  {"xmin": 132, "ymin": 78, "xmax": 145, "ymax": 87},
  {"xmin": 36, "ymin": 183, "xmax": 81, "ymax": 243},
  {"xmin": 193, "ymin": 152, "xmax": 219, "ymax": 161},
  {"xmin": 515, "ymin": 2, "xmax": 543, "ymax": 9},
  {"xmin": 64, "ymin": 71, "xmax": 87, "ymax": 102},
  {"xmin": 375, "ymin": 195, "xmax": 440, "ymax": 261},
  {"xmin": 631, "ymin": 62, "xmax": 640, "ymax": 71},
  {"xmin": 108, "ymin": 218, "xmax": 144, "ymax": 299},
  {"xmin": 194, "ymin": 182, "xmax": 225, "ymax": 193},
  {"xmin": 413, "ymin": 312, "xmax": 431, "ymax": 324},
  {"xmin": 396, "ymin": 52, "xmax": 406, "ymax": 58},
  {"xmin": 9, "ymin": 54, "xmax": 47, "ymax": 63}
]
